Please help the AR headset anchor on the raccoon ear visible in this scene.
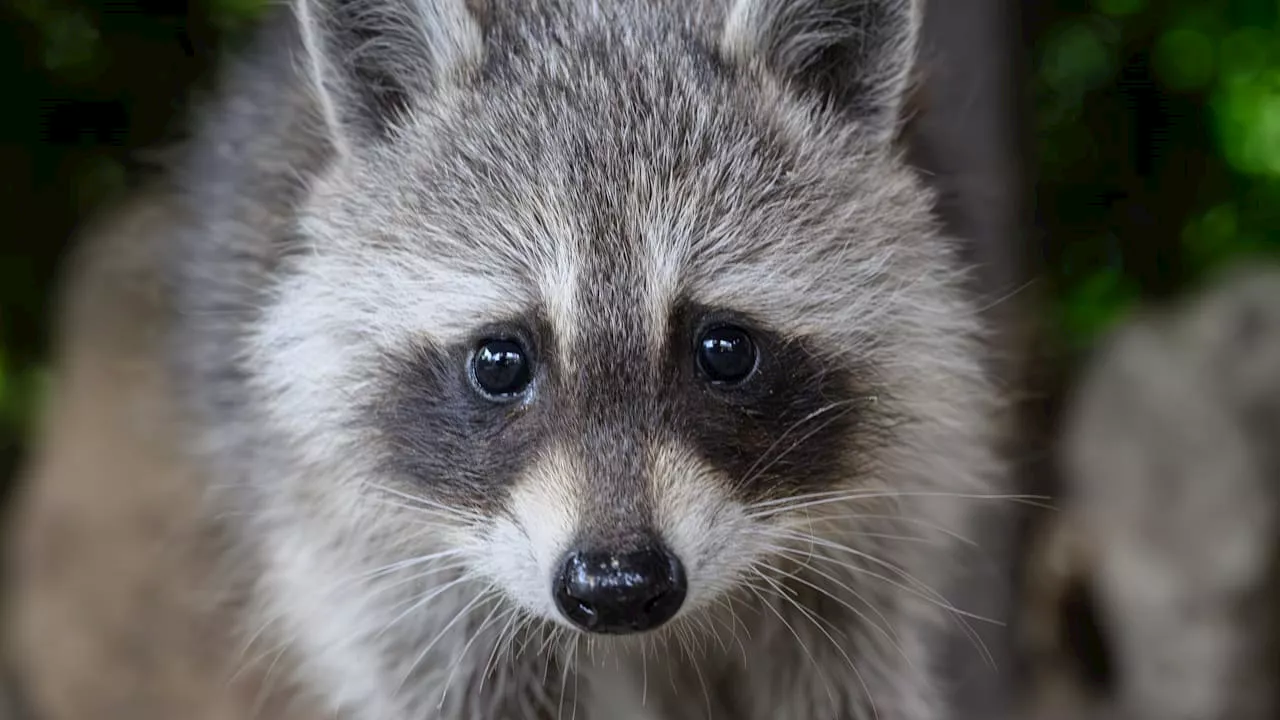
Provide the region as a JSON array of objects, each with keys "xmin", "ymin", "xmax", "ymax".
[
  {"xmin": 720, "ymin": 0, "xmax": 921, "ymax": 143},
  {"xmin": 295, "ymin": 0, "xmax": 484, "ymax": 146}
]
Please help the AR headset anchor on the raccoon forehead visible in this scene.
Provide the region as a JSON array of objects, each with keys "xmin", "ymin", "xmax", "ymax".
[
  {"xmin": 299, "ymin": 142, "xmax": 931, "ymax": 363},
  {"xmin": 289, "ymin": 180, "xmax": 934, "ymax": 386}
]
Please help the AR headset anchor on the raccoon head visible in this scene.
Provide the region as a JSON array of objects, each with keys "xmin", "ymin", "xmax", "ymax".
[{"xmin": 182, "ymin": 0, "xmax": 992, "ymax": 712}]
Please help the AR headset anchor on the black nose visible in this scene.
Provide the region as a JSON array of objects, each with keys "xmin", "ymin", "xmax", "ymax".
[{"xmin": 552, "ymin": 545, "xmax": 687, "ymax": 634}]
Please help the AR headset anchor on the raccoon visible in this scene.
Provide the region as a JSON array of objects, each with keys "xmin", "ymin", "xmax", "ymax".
[
  {"xmin": 4, "ymin": 1, "xmax": 1001, "ymax": 719},
  {"xmin": 1018, "ymin": 264, "xmax": 1280, "ymax": 720}
]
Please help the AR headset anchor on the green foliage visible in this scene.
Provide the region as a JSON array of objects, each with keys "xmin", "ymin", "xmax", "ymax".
[
  {"xmin": 0, "ymin": 0, "xmax": 266, "ymax": 450},
  {"xmin": 1035, "ymin": 0, "xmax": 1280, "ymax": 348}
]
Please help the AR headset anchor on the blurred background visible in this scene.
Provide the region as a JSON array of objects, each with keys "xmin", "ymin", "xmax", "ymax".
[{"xmin": 1, "ymin": 0, "xmax": 1279, "ymax": 716}]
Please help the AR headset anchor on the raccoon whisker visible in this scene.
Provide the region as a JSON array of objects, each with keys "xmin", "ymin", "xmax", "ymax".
[
  {"xmin": 364, "ymin": 496, "xmax": 482, "ymax": 524},
  {"xmin": 556, "ymin": 631, "xmax": 577, "ymax": 720},
  {"xmin": 572, "ymin": 636, "xmax": 583, "ymax": 720},
  {"xmin": 747, "ymin": 489, "xmax": 1055, "ymax": 519},
  {"xmin": 516, "ymin": 617, "xmax": 545, "ymax": 660},
  {"xmin": 746, "ymin": 487, "xmax": 880, "ymax": 513},
  {"xmin": 674, "ymin": 621, "xmax": 714, "ymax": 719},
  {"xmin": 829, "ymin": 530, "xmax": 943, "ymax": 546},
  {"xmin": 437, "ymin": 592, "xmax": 508, "ymax": 709},
  {"xmin": 751, "ymin": 567, "xmax": 879, "ymax": 720},
  {"xmin": 771, "ymin": 529, "xmax": 997, "ymax": 624},
  {"xmin": 737, "ymin": 406, "xmax": 861, "ymax": 494},
  {"xmin": 230, "ymin": 610, "xmax": 287, "ymax": 680},
  {"xmin": 776, "ymin": 533, "xmax": 994, "ymax": 680},
  {"xmin": 747, "ymin": 486, "xmax": 1040, "ymax": 512},
  {"xmin": 662, "ymin": 632, "xmax": 678, "ymax": 695},
  {"xmin": 375, "ymin": 571, "xmax": 478, "ymax": 639},
  {"xmin": 586, "ymin": 635, "xmax": 602, "ymax": 670},
  {"xmin": 672, "ymin": 617, "xmax": 695, "ymax": 660},
  {"xmin": 356, "ymin": 560, "xmax": 472, "ymax": 603},
  {"xmin": 499, "ymin": 613, "xmax": 529, "ymax": 672},
  {"xmin": 778, "ymin": 514, "xmax": 949, "ymax": 548},
  {"xmin": 798, "ymin": 511, "xmax": 981, "ymax": 547},
  {"xmin": 641, "ymin": 634, "xmax": 650, "ymax": 706},
  {"xmin": 753, "ymin": 546, "xmax": 913, "ymax": 675},
  {"xmin": 516, "ymin": 616, "xmax": 538, "ymax": 654},
  {"xmin": 682, "ymin": 614, "xmax": 709, "ymax": 658},
  {"xmin": 501, "ymin": 617, "xmax": 523, "ymax": 663},
  {"xmin": 726, "ymin": 593, "xmax": 756, "ymax": 642},
  {"xmin": 394, "ymin": 583, "xmax": 499, "ymax": 701},
  {"xmin": 228, "ymin": 627, "xmax": 294, "ymax": 691},
  {"xmin": 772, "ymin": 533, "xmax": 998, "ymax": 668},
  {"xmin": 537, "ymin": 623, "xmax": 564, "ymax": 660},
  {"xmin": 670, "ymin": 632, "xmax": 680, "ymax": 696},
  {"xmin": 742, "ymin": 407, "xmax": 860, "ymax": 484},
  {"xmin": 693, "ymin": 649, "xmax": 713, "ymax": 719},
  {"xmin": 737, "ymin": 398, "xmax": 867, "ymax": 484},
  {"xmin": 234, "ymin": 561, "xmax": 467, "ymax": 689},
  {"xmin": 247, "ymin": 641, "xmax": 293, "ymax": 720},
  {"xmin": 701, "ymin": 600, "xmax": 732, "ymax": 652},
  {"xmin": 363, "ymin": 496, "xmax": 487, "ymax": 528},
  {"xmin": 971, "ymin": 277, "xmax": 1037, "ymax": 316},
  {"xmin": 337, "ymin": 549, "xmax": 469, "ymax": 588},
  {"xmin": 437, "ymin": 591, "xmax": 512, "ymax": 702},
  {"xmin": 540, "ymin": 627, "xmax": 564, "ymax": 686},
  {"xmin": 741, "ymin": 577, "xmax": 838, "ymax": 708},
  {"xmin": 478, "ymin": 605, "xmax": 521, "ymax": 696},
  {"xmin": 365, "ymin": 482, "xmax": 489, "ymax": 523},
  {"xmin": 711, "ymin": 595, "xmax": 750, "ymax": 664},
  {"xmin": 690, "ymin": 607, "xmax": 728, "ymax": 656}
]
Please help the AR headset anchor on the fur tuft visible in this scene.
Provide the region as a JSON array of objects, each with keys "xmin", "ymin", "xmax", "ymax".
[
  {"xmin": 720, "ymin": 0, "xmax": 922, "ymax": 140},
  {"xmin": 297, "ymin": 0, "xmax": 484, "ymax": 143}
]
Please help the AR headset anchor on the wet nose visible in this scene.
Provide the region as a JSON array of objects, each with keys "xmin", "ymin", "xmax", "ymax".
[{"xmin": 552, "ymin": 544, "xmax": 687, "ymax": 634}]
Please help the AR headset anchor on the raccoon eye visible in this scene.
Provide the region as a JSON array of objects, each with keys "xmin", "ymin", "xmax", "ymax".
[
  {"xmin": 696, "ymin": 325, "xmax": 758, "ymax": 385},
  {"xmin": 470, "ymin": 339, "xmax": 532, "ymax": 399}
]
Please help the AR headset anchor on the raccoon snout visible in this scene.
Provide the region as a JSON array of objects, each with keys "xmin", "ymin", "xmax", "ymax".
[{"xmin": 552, "ymin": 544, "xmax": 687, "ymax": 635}]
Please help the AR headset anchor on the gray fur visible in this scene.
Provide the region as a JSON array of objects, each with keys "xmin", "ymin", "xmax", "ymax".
[
  {"xmin": 162, "ymin": 1, "xmax": 998, "ymax": 719},
  {"xmin": 1019, "ymin": 264, "xmax": 1280, "ymax": 720}
]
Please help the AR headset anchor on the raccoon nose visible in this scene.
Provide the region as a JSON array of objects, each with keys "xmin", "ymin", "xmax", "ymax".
[{"xmin": 553, "ymin": 544, "xmax": 687, "ymax": 634}]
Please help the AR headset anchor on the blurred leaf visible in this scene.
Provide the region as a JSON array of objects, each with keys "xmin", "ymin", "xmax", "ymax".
[
  {"xmin": 1040, "ymin": 19, "xmax": 1120, "ymax": 100},
  {"xmin": 0, "ymin": 344, "xmax": 8, "ymax": 418},
  {"xmin": 1182, "ymin": 202, "xmax": 1240, "ymax": 269},
  {"xmin": 1218, "ymin": 26, "xmax": 1274, "ymax": 78},
  {"xmin": 1153, "ymin": 27, "xmax": 1216, "ymax": 92},
  {"xmin": 1093, "ymin": 0, "xmax": 1145, "ymax": 17},
  {"xmin": 11, "ymin": 0, "xmax": 103, "ymax": 82},
  {"xmin": 1057, "ymin": 266, "xmax": 1141, "ymax": 346},
  {"xmin": 0, "ymin": 365, "xmax": 48, "ymax": 437},
  {"xmin": 1213, "ymin": 67, "xmax": 1280, "ymax": 176},
  {"xmin": 209, "ymin": 0, "xmax": 271, "ymax": 31}
]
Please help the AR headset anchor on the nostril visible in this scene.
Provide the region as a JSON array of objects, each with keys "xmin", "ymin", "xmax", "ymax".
[{"xmin": 552, "ymin": 544, "xmax": 687, "ymax": 635}]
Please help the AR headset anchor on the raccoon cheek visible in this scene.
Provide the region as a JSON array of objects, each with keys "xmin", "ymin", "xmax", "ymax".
[
  {"xmin": 468, "ymin": 512, "xmax": 559, "ymax": 617},
  {"xmin": 473, "ymin": 448, "xmax": 583, "ymax": 619}
]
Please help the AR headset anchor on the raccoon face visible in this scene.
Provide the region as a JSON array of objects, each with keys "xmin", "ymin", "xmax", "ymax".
[
  {"xmin": 235, "ymin": 0, "xmax": 986, "ymax": 652},
  {"xmin": 367, "ymin": 300, "xmax": 880, "ymax": 635}
]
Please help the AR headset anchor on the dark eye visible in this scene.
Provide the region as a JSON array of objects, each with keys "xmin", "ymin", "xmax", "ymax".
[
  {"xmin": 471, "ymin": 339, "xmax": 533, "ymax": 399},
  {"xmin": 696, "ymin": 325, "xmax": 758, "ymax": 385}
]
